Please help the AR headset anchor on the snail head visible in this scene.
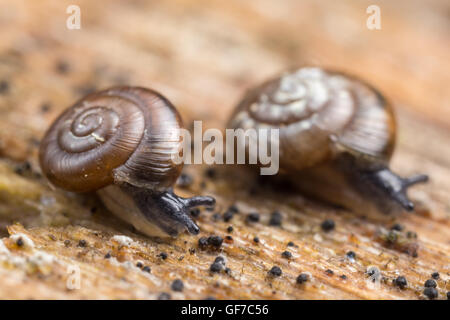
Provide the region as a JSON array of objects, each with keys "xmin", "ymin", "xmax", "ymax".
[{"xmin": 120, "ymin": 184, "xmax": 216, "ymax": 237}]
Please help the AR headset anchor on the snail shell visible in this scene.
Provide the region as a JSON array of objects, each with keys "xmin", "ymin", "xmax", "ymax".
[
  {"xmin": 39, "ymin": 87, "xmax": 215, "ymax": 237},
  {"xmin": 40, "ymin": 86, "xmax": 183, "ymax": 192},
  {"xmin": 229, "ymin": 67, "xmax": 427, "ymax": 215}
]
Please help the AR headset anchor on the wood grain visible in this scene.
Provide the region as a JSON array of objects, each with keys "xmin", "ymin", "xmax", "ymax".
[{"xmin": 0, "ymin": 0, "xmax": 448, "ymax": 299}]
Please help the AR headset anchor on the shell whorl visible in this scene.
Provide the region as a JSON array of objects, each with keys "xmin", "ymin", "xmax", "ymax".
[
  {"xmin": 229, "ymin": 67, "xmax": 396, "ymax": 171},
  {"xmin": 39, "ymin": 87, "xmax": 183, "ymax": 192}
]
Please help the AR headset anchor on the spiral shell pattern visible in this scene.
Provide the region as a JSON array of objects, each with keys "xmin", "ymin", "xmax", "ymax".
[
  {"xmin": 229, "ymin": 67, "xmax": 395, "ymax": 171},
  {"xmin": 39, "ymin": 87, "xmax": 183, "ymax": 192}
]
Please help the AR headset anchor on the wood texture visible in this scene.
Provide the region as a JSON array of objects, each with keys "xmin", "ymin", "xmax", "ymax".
[{"xmin": 0, "ymin": 0, "xmax": 448, "ymax": 299}]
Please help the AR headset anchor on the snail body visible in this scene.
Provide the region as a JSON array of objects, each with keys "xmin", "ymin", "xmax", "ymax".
[
  {"xmin": 39, "ymin": 86, "xmax": 214, "ymax": 237},
  {"xmin": 228, "ymin": 67, "xmax": 427, "ymax": 215}
]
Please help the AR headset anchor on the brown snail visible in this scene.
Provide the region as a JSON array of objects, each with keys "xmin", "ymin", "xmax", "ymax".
[
  {"xmin": 228, "ymin": 67, "xmax": 428, "ymax": 216},
  {"xmin": 39, "ymin": 86, "xmax": 215, "ymax": 237}
]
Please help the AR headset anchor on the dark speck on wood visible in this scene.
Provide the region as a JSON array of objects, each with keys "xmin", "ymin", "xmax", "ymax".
[
  {"xmin": 268, "ymin": 266, "xmax": 282, "ymax": 277},
  {"xmin": 171, "ymin": 279, "xmax": 184, "ymax": 292}
]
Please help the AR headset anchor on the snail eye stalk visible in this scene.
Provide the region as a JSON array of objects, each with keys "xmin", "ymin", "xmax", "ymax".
[
  {"xmin": 369, "ymin": 169, "xmax": 428, "ymax": 211},
  {"xmin": 182, "ymin": 196, "xmax": 216, "ymax": 208}
]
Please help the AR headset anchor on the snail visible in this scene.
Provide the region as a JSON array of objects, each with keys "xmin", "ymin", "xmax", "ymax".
[
  {"xmin": 228, "ymin": 67, "xmax": 428, "ymax": 216},
  {"xmin": 39, "ymin": 86, "xmax": 215, "ymax": 238}
]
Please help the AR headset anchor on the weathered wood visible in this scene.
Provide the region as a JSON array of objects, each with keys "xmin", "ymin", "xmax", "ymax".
[{"xmin": 0, "ymin": 0, "xmax": 448, "ymax": 299}]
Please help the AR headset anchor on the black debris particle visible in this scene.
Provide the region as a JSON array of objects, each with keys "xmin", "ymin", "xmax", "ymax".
[
  {"xmin": 325, "ymin": 269, "xmax": 334, "ymax": 276},
  {"xmin": 393, "ymin": 276, "xmax": 407, "ymax": 289},
  {"xmin": 253, "ymin": 237, "xmax": 260, "ymax": 243},
  {"xmin": 177, "ymin": 173, "xmax": 193, "ymax": 188},
  {"xmin": 158, "ymin": 252, "xmax": 168, "ymax": 260},
  {"xmin": 210, "ymin": 262, "xmax": 224, "ymax": 273},
  {"xmin": 269, "ymin": 211, "xmax": 283, "ymax": 226},
  {"xmin": 190, "ymin": 208, "xmax": 200, "ymax": 218},
  {"xmin": 40, "ymin": 102, "xmax": 52, "ymax": 114},
  {"xmin": 390, "ymin": 223, "xmax": 404, "ymax": 231},
  {"xmin": 406, "ymin": 231, "xmax": 417, "ymax": 239},
  {"xmin": 386, "ymin": 231, "xmax": 399, "ymax": 244},
  {"xmin": 423, "ymin": 287, "xmax": 438, "ymax": 299},
  {"xmin": 223, "ymin": 210, "xmax": 234, "ymax": 222},
  {"xmin": 287, "ymin": 241, "xmax": 296, "ymax": 247},
  {"xmin": 198, "ymin": 237, "xmax": 208, "ymax": 249},
  {"xmin": 171, "ymin": 279, "xmax": 184, "ymax": 292},
  {"xmin": 226, "ymin": 226, "xmax": 233, "ymax": 233},
  {"xmin": 346, "ymin": 251, "xmax": 356, "ymax": 260},
  {"xmin": 16, "ymin": 237, "xmax": 24, "ymax": 247},
  {"xmin": 281, "ymin": 251, "xmax": 292, "ymax": 259},
  {"xmin": 55, "ymin": 60, "xmax": 71, "ymax": 74},
  {"xmin": 424, "ymin": 279, "xmax": 437, "ymax": 288},
  {"xmin": 268, "ymin": 266, "xmax": 282, "ymax": 277},
  {"xmin": 225, "ymin": 235, "xmax": 233, "ymax": 243},
  {"xmin": 228, "ymin": 205, "xmax": 239, "ymax": 214},
  {"xmin": 340, "ymin": 275, "xmax": 347, "ymax": 280},
  {"xmin": 431, "ymin": 272, "xmax": 440, "ymax": 280},
  {"xmin": 204, "ymin": 168, "xmax": 216, "ymax": 179},
  {"xmin": 207, "ymin": 235, "xmax": 223, "ymax": 248},
  {"xmin": 64, "ymin": 240, "xmax": 71, "ymax": 247},
  {"xmin": 78, "ymin": 240, "xmax": 87, "ymax": 247},
  {"xmin": 14, "ymin": 161, "xmax": 32, "ymax": 176},
  {"xmin": 212, "ymin": 213, "xmax": 221, "ymax": 221},
  {"xmin": 296, "ymin": 273, "xmax": 309, "ymax": 284},
  {"xmin": 75, "ymin": 83, "xmax": 97, "ymax": 96},
  {"xmin": 104, "ymin": 252, "xmax": 111, "ymax": 259},
  {"xmin": 136, "ymin": 261, "xmax": 143, "ymax": 269},
  {"xmin": 214, "ymin": 256, "xmax": 225, "ymax": 264},
  {"xmin": 0, "ymin": 80, "xmax": 10, "ymax": 94},
  {"xmin": 246, "ymin": 212, "xmax": 260, "ymax": 223},
  {"xmin": 158, "ymin": 292, "xmax": 171, "ymax": 300},
  {"xmin": 142, "ymin": 266, "xmax": 151, "ymax": 273},
  {"xmin": 321, "ymin": 219, "xmax": 335, "ymax": 232}
]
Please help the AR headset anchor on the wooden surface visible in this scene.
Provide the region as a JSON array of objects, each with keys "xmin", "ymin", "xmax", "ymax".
[{"xmin": 0, "ymin": 0, "xmax": 449, "ymax": 299}]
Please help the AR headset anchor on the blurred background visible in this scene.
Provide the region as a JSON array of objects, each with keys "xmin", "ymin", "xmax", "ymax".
[{"xmin": 0, "ymin": 0, "xmax": 449, "ymax": 162}]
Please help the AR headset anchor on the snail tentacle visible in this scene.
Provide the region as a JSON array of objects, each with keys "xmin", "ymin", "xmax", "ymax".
[
  {"xmin": 182, "ymin": 195, "xmax": 216, "ymax": 208},
  {"xmin": 403, "ymin": 174, "xmax": 429, "ymax": 187},
  {"xmin": 368, "ymin": 169, "xmax": 428, "ymax": 211}
]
